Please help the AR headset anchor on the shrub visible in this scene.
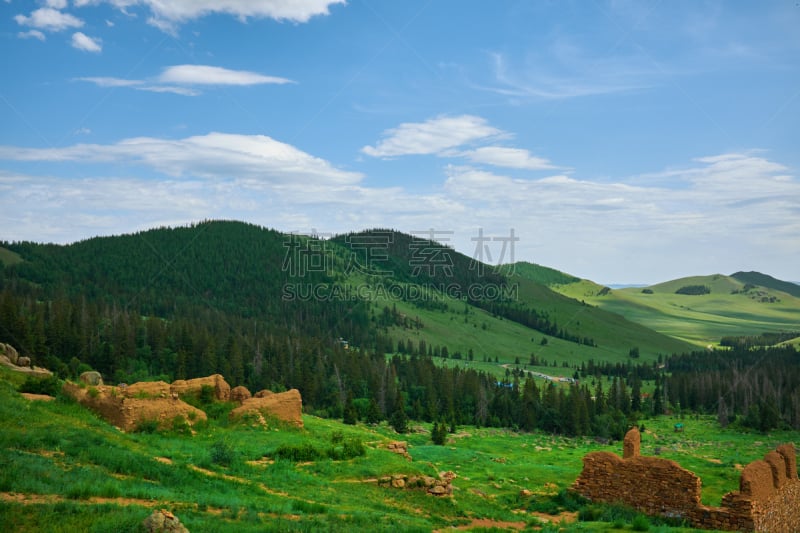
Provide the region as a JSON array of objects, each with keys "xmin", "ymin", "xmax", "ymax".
[
  {"xmin": 199, "ymin": 384, "xmax": 215, "ymax": 404},
  {"xmin": 210, "ymin": 439, "xmax": 236, "ymax": 466},
  {"xmin": 87, "ymin": 386, "xmax": 99, "ymax": 398},
  {"xmin": 134, "ymin": 419, "xmax": 159, "ymax": 434},
  {"xmin": 632, "ymin": 514, "xmax": 651, "ymax": 531},
  {"xmin": 340, "ymin": 437, "xmax": 366, "ymax": 459},
  {"xmin": 18, "ymin": 375, "xmax": 60, "ymax": 396},
  {"xmin": 274, "ymin": 443, "xmax": 323, "ymax": 462},
  {"xmin": 171, "ymin": 416, "xmax": 191, "ymax": 436}
]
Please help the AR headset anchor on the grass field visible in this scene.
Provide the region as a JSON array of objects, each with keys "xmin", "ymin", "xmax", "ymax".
[
  {"xmin": 552, "ymin": 275, "xmax": 800, "ymax": 347},
  {"xmin": 365, "ymin": 276, "xmax": 692, "ymax": 380},
  {"xmin": 2, "ymin": 368, "xmax": 797, "ymax": 532}
]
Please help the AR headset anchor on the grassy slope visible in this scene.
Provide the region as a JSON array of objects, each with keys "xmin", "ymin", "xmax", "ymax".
[
  {"xmin": 0, "ymin": 246, "xmax": 22, "ymax": 266},
  {"xmin": 553, "ymin": 274, "xmax": 800, "ymax": 347},
  {"xmin": 374, "ymin": 281, "xmax": 691, "ymax": 381},
  {"xmin": 1, "ymin": 369, "xmax": 796, "ymax": 532}
]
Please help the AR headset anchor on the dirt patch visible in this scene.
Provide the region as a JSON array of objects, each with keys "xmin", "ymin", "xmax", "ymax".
[
  {"xmin": 0, "ymin": 491, "xmax": 161, "ymax": 508},
  {"xmin": 529, "ymin": 511, "xmax": 578, "ymax": 524},
  {"xmin": 434, "ymin": 518, "xmax": 527, "ymax": 531},
  {"xmin": 154, "ymin": 456, "xmax": 173, "ymax": 464},
  {"xmin": 20, "ymin": 393, "xmax": 55, "ymax": 401}
]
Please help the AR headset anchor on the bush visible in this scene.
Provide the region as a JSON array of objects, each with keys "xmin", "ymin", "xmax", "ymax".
[
  {"xmin": 171, "ymin": 416, "xmax": 191, "ymax": 436},
  {"xmin": 18, "ymin": 375, "xmax": 61, "ymax": 396},
  {"xmin": 134, "ymin": 419, "xmax": 159, "ymax": 434},
  {"xmin": 632, "ymin": 514, "xmax": 651, "ymax": 531},
  {"xmin": 274, "ymin": 443, "xmax": 323, "ymax": 462},
  {"xmin": 210, "ymin": 439, "xmax": 236, "ymax": 466}
]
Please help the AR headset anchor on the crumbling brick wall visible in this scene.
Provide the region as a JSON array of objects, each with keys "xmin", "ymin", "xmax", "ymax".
[{"xmin": 572, "ymin": 429, "xmax": 799, "ymax": 532}]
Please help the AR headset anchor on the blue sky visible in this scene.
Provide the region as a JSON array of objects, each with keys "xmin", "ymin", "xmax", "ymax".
[{"xmin": 1, "ymin": 0, "xmax": 799, "ymax": 284}]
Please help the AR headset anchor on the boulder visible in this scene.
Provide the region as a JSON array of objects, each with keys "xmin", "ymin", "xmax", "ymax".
[
  {"xmin": 0, "ymin": 342, "xmax": 19, "ymax": 365},
  {"xmin": 79, "ymin": 371, "xmax": 104, "ymax": 386},
  {"xmin": 386, "ymin": 441, "xmax": 411, "ymax": 460},
  {"xmin": 254, "ymin": 389, "xmax": 274, "ymax": 398},
  {"xmin": 230, "ymin": 385, "xmax": 252, "ymax": 404},
  {"xmin": 229, "ymin": 389, "xmax": 303, "ymax": 427},
  {"xmin": 171, "ymin": 374, "xmax": 230, "ymax": 401},
  {"xmin": 142, "ymin": 509, "xmax": 189, "ymax": 533},
  {"xmin": 16, "ymin": 356, "xmax": 31, "ymax": 368}
]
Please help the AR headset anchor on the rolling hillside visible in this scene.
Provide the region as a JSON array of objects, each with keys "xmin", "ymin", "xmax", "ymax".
[{"xmin": 548, "ymin": 272, "xmax": 800, "ymax": 346}]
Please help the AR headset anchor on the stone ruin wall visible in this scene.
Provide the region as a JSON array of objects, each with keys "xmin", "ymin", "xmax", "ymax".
[
  {"xmin": 571, "ymin": 428, "xmax": 800, "ymax": 532},
  {"xmin": 62, "ymin": 374, "xmax": 304, "ymax": 431}
]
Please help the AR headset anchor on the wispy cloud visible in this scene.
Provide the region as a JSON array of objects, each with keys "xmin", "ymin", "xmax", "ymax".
[
  {"xmin": 18, "ymin": 29, "xmax": 46, "ymax": 41},
  {"xmin": 157, "ymin": 65, "xmax": 294, "ymax": 86},
  {"xmin": 76, "ymin": 64, "xmax": 294, "ymax": 96},
  {"xmin": 71, "ymin": 31, "xmax": 102, "ymax": 53},
  {"xmin": 479, "ymin": 47, "xmax": 657, "ymax": 101},
  {"xmin": 458, "ymin": 146, "xmax": 557, "ymax": 170},
  {"xmin": 362, "ymin": 115, "xmax": 504, "ymax": 157},
  {"xmin": 0, "ymin": 132, "xmax": 362, "ymax": 185}
]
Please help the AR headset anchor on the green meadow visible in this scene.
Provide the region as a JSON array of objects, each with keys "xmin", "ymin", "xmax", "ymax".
[
  {"xmin": 550, "ymin": 274, "xmax": 800, "ymax": 347},
  {"xmin": 1, "ymin": 368, "xmax": 796, "ymax": 532}
]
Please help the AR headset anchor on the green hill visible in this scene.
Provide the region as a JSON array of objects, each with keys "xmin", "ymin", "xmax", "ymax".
[
  {"xmin": 550, "ymin": 272, "xmax": 800, "ymax": 346},
  {"xmin": 0, "ymin": 246, "xmax": 22, "ymax": 266},
  {"xmin": 510, "ymin": 261, "xmax": 580, "ymax": 286},
  {"xmin": 732, "ymin": 270, "xmax": 800, "ymax": 298}
]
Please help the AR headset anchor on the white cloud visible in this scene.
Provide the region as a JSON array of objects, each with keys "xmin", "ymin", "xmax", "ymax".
[
  {"xmin": 362, "ymin": 115, "xmax": 503, "ymax": 157},
  {"xmin": 71, "ymin": 32, "xmax": 102, "ymax": 52},
  {"xmin": 18, "ymin": 30, "xmax": 46, "ymax": 41},
  {"xmin": 14, "ymin": 7, "xmax": 83, "ymax": 31},
  {"xmin": 0, "ymin": 149, "xmax": 796, "ymax": 284},
  {"xmin": 76, "ymin": 65, "xmax": 292, "ymax": 96},
  {"xmin": 46, "ymin": 0, "xmax": 69, "ymax": 8},
  {"xmin": 76, "ymin": 76, "xmax": 142, "ymax": 88},
  {"xmin": 458, "ymin": 146, "xmax": 557, "ymax": 170},
  {"xmin": 73, "ymin": 0, "xmax": 345, "ymax": 32},
  {"xmin": 0, "ymin": 132, "xmax": 362, "ymax": 185},
  {"xmin": 138, "ymin": 85, "xmax": 199, "ymax": 96},
  {"xmin": 158, "ymin": 65, "xmax": 294, "ymax": 86}
]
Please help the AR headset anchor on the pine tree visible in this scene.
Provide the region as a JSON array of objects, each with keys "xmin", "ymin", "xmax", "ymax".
[
  {"xmin": 343, "ymin": 391, "xmax": 358, "ymax": 425},
  {"xmin": 390, "ymin": 391, "xmax": 408, "ymax": 433}
]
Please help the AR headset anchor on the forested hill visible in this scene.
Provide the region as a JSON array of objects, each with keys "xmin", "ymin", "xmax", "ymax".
[
  {"xmin": 731, "ymin": 271, "xmax": 800, "ymax": 298},
  {"xmin": 1, "ymin": 220, "xmax": 798, "ymax": 435}
]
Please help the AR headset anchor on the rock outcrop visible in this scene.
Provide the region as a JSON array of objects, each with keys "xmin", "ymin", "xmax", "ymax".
[
  {"xmin": 385, "ymin": 440, "xmax": 412, "ymax": 461},
  {"xmin": 142, "ymin": 509, "xmax": 189, "ymax": 533},
  {"xmin": 572, "ymin": 429, "xmax": 800, "ymax": 532},
  {"xmin": 0, "ymin": 342, "xmax": 52, "ymax": 376},
  {"xmin": 171, "ymin": 374, "xmax": 230, "ymax": 401},
  {"xmin": 62, "ymin": 382, "xmax": 206, "ymax": 432},
  {"xmin": 229, "ymin": 389, "xmax": 303, "ymax": 427},
  {"xmin": 0, "ymin": 342, "xmax": 19, "ymax": 365},
  {"xmin": 230, "ymin": 385, "xmax": 252, "ymax": 404},
  {"xmin": 377, "ymin": 470, "xmax": 456, "ymax": 496}
]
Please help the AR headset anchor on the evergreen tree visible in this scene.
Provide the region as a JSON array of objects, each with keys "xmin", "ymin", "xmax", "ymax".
[
  {"xmin": 343, "ymin": 391, "xmax": 358, "ymax": 425},
  {"xmin": 390, "ymin": 391, "xmax": 408, "ymax": 433}
]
